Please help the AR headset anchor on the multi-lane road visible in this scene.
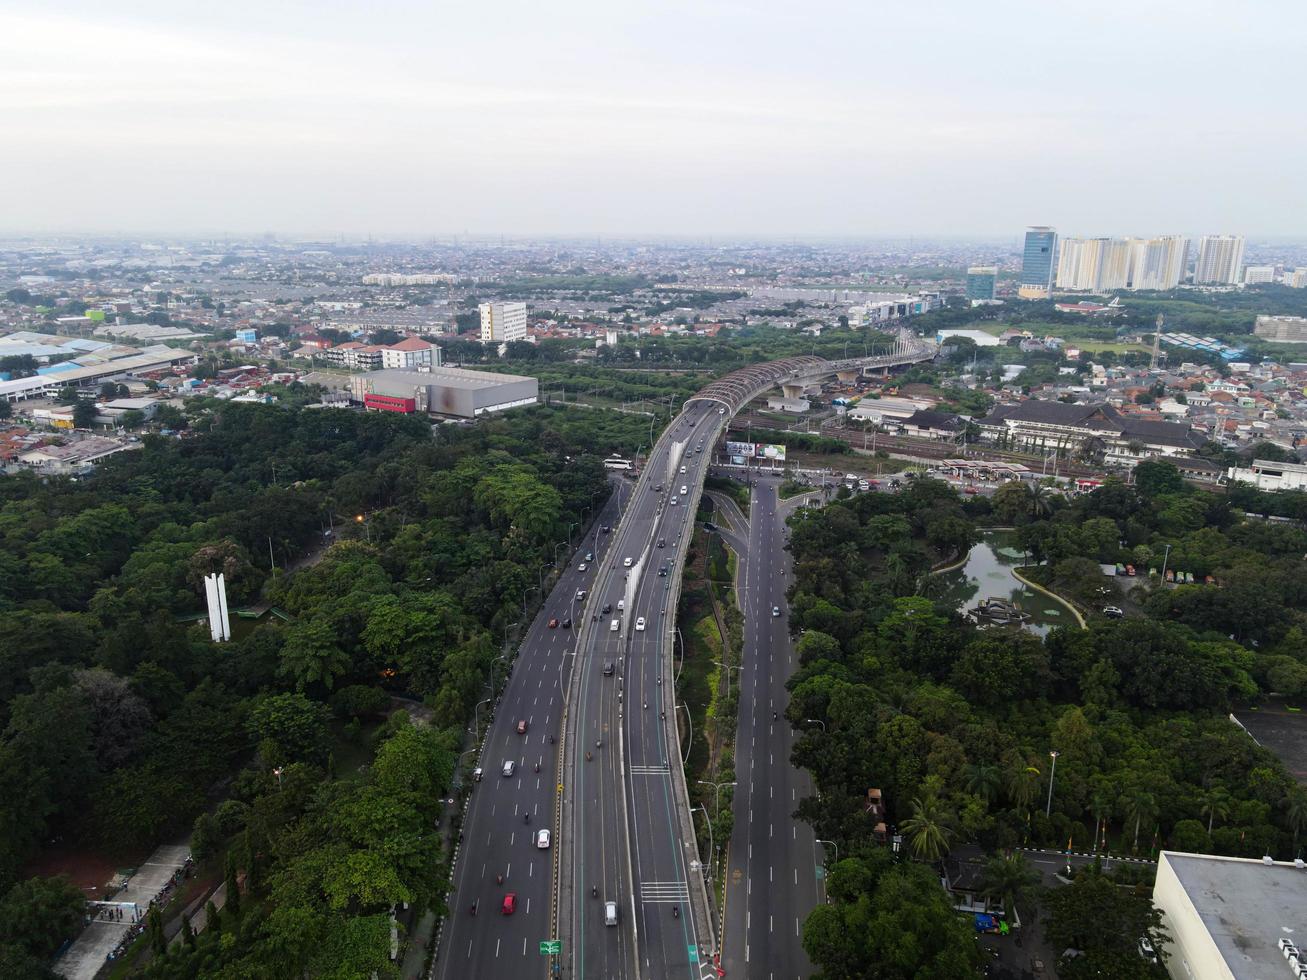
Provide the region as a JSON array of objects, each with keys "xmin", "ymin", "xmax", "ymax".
[
  {"xmin": 564, "ymin": 400, "xmax": 724, "ymax": 980},
  {"xmin": 436, "ymin": 485, "xmax": 627, "ymax": 980},
  {"xmin": 715, "ymin": 474, "xmax": 823, "ymax": 979}
]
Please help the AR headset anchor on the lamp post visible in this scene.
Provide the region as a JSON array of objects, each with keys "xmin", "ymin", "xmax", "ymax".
[
  {"xmin": 567, "ymin": 522, "xmax": 579, "ymax": 548},
  {"xmin": 676, "ymin": 703, "xmax": 692, "ymax": 763},
  {"xmin": 815, "ymin": 838, "xmax": 839, "ymax": 865},
  {"xmin": 272, "ymin": 766, "xmax": 284, "ymax": 790},
  {"xmin": 694, "ymin": 804, "xmax": 713, "ymax": 879},
  {"xmin": 522, "ymin": 584, "xmax": 538, "ymax": 618},
  {"xmin": 1159, "ymin": 542, "xmax": 1173, "ymax": 584},
  {"xmin": 804, "ymin": 718, "xmax": 827, "ymax": 733},
  {"xmin": 355, "ymin": 513, "xmax": 370, "ymax": 544},
  {"xmin": 471, "ymin": 698, "xmax": 491, "ymax": 736},
  {"xmin": 554, "ymin": 542, "xmax": 568, "ymax": 565},
  {"xmin": 697, "ymin": 780, "xmax": 737, "ymax": 822},
  {"xmin": 502, "ymin": 621, "xmax": 519, "ymax": 655},
  {"xmin": 714, "ymin": 660, "xmax": 742, "ymax": 699},
  {"xmin": 1046, "ymin": 750, "xmax": 1059, "ymax": 817}
]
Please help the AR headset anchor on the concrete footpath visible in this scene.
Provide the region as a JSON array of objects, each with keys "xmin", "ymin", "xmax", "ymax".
[{"xmin": 55, "ymin": 844, "xmax": 191, "ymax": 980}]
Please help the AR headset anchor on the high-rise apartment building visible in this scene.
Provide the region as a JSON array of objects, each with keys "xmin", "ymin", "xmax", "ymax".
[
  {"xmin": 1194, "ymin": 235, "xmax": 1245, "ymax": 285},
  {"xmin": 1018, "ymin": 227, "xmax": 1057, "ymax": 298},
  {"xmin": 478, "ymin": 301, "xmax": 528, "ymax": 343},
  {"xmin": 1291, "ymin": 269, "xmax": 1307, "ymax": 289},
  {"xmin": 965, "ymin": 266, "xmax": 998, "ymax": 301},
  {"xmin": 1244, "ymin": 265, "xmax": 1276, "ymax": 285},
  {"xmin": 1056, "ymin": 238, "xmax": 1134, "ymax": 292},
  {"xmin": 1128, "ymin": 236, "xmax": 1188, "ymax": 291}
]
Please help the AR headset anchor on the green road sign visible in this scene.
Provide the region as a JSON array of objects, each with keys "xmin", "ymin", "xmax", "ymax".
[
  {"xmin": 539, "ymin": 940, "xmax": 562, "ymax": 955},
  {"xmin": 688, "ymin": 945, "xmax": 699, "ymax": 963}
]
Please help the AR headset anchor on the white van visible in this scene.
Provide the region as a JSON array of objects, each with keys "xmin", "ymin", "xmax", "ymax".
[{"xmin": 604, "ymin": 901, "xmax": 618, "ymax": 926}]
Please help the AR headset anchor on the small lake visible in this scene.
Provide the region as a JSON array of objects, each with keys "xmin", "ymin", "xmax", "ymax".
[{"xmin": 935, "ymin": 530, "xmax": 1069, "ymax": 637}]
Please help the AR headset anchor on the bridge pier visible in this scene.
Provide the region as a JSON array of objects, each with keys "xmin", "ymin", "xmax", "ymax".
[{"xmin": 781, "ymin": 383, "xmax": 806, "ymax": 400}]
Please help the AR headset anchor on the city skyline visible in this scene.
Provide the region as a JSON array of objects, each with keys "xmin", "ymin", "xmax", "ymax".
[{"xmin": 2, "ymin": 1, "xmax": 1305, "ymax": 237}]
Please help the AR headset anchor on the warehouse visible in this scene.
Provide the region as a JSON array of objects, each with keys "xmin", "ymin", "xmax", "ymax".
[
  {"xmin": 1152, "ymin": 850, "xmax": 1307, "ymax": 980},
  {"xmin": 349, "ymin": 367, "xmax": 538, "ymax": 418}
]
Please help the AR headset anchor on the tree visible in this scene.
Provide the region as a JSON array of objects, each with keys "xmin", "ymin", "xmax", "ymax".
[
  {"xmin": 246, "ymin": 692, "xmax": 332, "ymax": 764},
  {"xmin": 0, "ymin": 877, "xmax": 86, "ymax": 958},
  {"xmin": 1120, "ymin": 787, "xmax": 1157, "ymax": 854},
  {"xmin": 976, "ymin": 852, "xmax": 1039, "ymax": 923},
  {"xmin": 0, "ymin": 401, "xmax": 11, "ymax": 421},
  {"xmin": 1044, "ymin": 868, "xmax": 1167, "ymax": 979},
  {"xmin": 72, "ymin": 667, "xmax": 152, "ymax": 768},
  {"xmin": 1282, "ymin": 787, "xmax": 1307, "ymax": 857},
  {"xmin": 118, "ymin": 409, "xmax": 145, "ymax": 430},
  {"xmin": 277, "ymin": 618, "xmax": 351, "ymax": 692},
  {"xmin": 901, "ymin": 794, "xmax": 954, "ymax": 863},
  {"xmin": 963, "ymin": 763, "xmax": 1001, "ymax": 805},
  {"xmin": 72, "ymin": 399, "xmax": 98, "ymax": 429},
  {"xmin": 224, "ymin": 852, "xmax": 241, "ymax": 920},
  {"xmin": 1200, "ymin": 784, "xmax": 1232, "ymax": 835}
]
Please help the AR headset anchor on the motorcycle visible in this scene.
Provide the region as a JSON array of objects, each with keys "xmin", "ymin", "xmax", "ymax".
[
  {"xmin": 525, "ymin": 813, "xmax": 530, "ymax": 824},
  {"xmin": 586, "ymin": 751, "xmax": 592, "ymax": 761},
  {"xmin": 672, "ymin": 905, "xmax": 679, "ymax": 918},
  {"xmin": 470, "ymin": 902, "xmax": 478, "ymax": 916},
  {"xmin": 534, "ymin": 762, "xmax": 540, "ymax": 773},
  {"xmin": 592, "ymin": 885, "xmax": 598, "ymax": 898}
]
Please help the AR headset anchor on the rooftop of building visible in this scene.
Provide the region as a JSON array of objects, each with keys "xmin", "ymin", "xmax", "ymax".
[
  {"xmin": 1161, "ymin": 851, "xmax": 1307, "ymax": 977},
  {"xmin": 362, "ymin": 366, "xmax": 535, "ymax": 391}
]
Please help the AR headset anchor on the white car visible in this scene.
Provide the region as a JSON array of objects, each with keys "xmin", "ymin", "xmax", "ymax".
[
  {"xmin": 501, "ymin": 761, "xmax": 516, "ymax": 777},
  {"xmin": 609, "ymin": 618, "xmax": 619, "ymax": 632},
  {"xmin": 623, "ymin": 556, "xmax": 633, "ymax": 567},
  {"xmin": 536, "ymin": 829, "xmax": 551, "ymax": 849},
  {"xmin": 680, "ymin": 485, "xmax": 688, "ymax": 495},
  {"xmin": 578, "ymin": 563, "xmax": 588, "ymax": 572},
  {"xmin": 617, "ymin": 599, "xmax": 625, "ymax": 610},
  {"xmin": 635, "ymin": 617, "xmax": 646, "ymax": 631},
  {"xmin": 772, "ymin": 605, "xmax": 781, "ymax": 617},
  {"xmin": 679, "ymin": 465, "xmax": 687, "ymax": 474},
  {"xmin": 670, "ymin": 496, "xmax": 678, "ymax": 505}
]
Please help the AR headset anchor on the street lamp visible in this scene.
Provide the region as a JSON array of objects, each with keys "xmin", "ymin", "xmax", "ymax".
[
  {"xmin": 694, "ymin": 804, "xmax": 714, "ymax": 879},
  {"xmin": 804, "ymin": 718, "xmax": 827, "ymax": 733},
  {"xmin": 713, "ymin": 660, "xmax": 742, "ymax": 699},
  {"xmin": 815, "ymin": 838, "xmax": 839, "ymax": 866},
  {"xmin": 272, "ymin": 766, "xmax": 284, "ymax": 790},
  {"xmin": 522, "ymin": 584, "xmax": 539, "ymax": 618},
  {"xmin": 697, "ymin": 780, "xmax": 737, "ymax": 822},
  {"xmin": 675, "ymin": 703, "xmax": 692, "ymax": 763},
  {"xmin": 554, "ymin": 541, "xmax": 569, "ymax": 565},
  {"xmin": 1159, "ymin": 542, "xmax": 1173, "ymax": 584},
  {"xmin": 1046, "ymin": 750, "xmax": 1059, "ymax": 817},
  {"xmin": 355, "ymin": 513, "xmax": 371, "ymax": 544},
  {"xmin": 567, "ymin": 522, "xmax": 579, "ymax": 548},
  {"xmin": 502, "ymin": 620, "xmax": 520, "ymax": 654},
  {"xmin": 471, "ymin": 698, "xmax": 491, "ymax": 736}
]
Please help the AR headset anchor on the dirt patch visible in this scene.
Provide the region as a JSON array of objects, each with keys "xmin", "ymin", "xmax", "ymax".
[
  {"xmin": 24, "ymin": 844, "xmax": 146, "ymax": 894},
  {"xmin": 1235, "ymin": 698, "xmax": 1307, "ymax": 784}
]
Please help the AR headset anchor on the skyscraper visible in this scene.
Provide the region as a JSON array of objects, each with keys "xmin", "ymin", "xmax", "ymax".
[
  {"xmin": 1019, "ymin": 227, "xmax": 1057, "ymax": 298},
  {"xmin": 965, "ymin": 266, "xmax": 998, "ymax": 301},
  {"xmin": 478, "ymin": 301, "xmax": 528, "ymax": 343},
  {"xmin": 1128, "ymin": 236, "xmax": 1188, "ymax": 291},
  {"xmin": 1194, "ymin": 235, "xmax": 1246, "ymax": 285}
]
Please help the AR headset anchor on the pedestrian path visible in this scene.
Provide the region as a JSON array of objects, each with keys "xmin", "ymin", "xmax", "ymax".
[{"xmin": 55, "ymin": 843, "xmax": 192, "ymax": 980}]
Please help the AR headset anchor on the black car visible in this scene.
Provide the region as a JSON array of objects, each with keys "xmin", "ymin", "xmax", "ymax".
[
  {"xmin": 657, "ymin": 539, "xmax": 665, "ymax": 549},
  {"xmin": 658, "ymin": 564, "xmax": 668, "ymax": 577},
  {"xmin": 561, "ymin": 617, "xmax": 572, "ymax": 628},
  {"xmin": 654, "ymin": 484, "xmax": 663, "ymax": 492},
  {"xmin": 602, "ymin": 603, "xmax": 612, "ymax": 614},
  {"xmin": 600, "ymin": 525, "xmax": 611, "ymax": 534}
]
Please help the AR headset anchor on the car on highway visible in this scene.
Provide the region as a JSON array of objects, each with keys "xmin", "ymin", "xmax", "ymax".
[
  {"xmin": 600, "ymin": 524, "xmax": 611, "ymax": 534},
  {"xmin": 548, "ymin": 618, "xmax": 559, "ymax": 628},
  {"xmin": 536, "ymin": 829, "xmax": 551, "ymax": 849},
  {"xmin": 617, "ymin": 599, "xmax": 624, "ymax": 610},
  {"xmin": 623, "ymin": 556, "xmax": 633, "ymax": 567},
  {"xmin": 604, "ymin": 901, "xmax": 618, "ymax": 926},
  {"xmin": 603, "ymin": 661, "xmax": 615, "ymax": 675},
  {"xmin": 502, "ymin": 893, "xmax": 517, "ymax": 915},
  {"xmin": 576, "ymin": 589, "xmax": 586, "ymax": 601},
  {"xmin": 501, "ymin": 761, "xmax": 516, "ymax": 777},
  {"xmin": 654, "ymin": 484, "xmax": 663, "ymax": 492},
  {"xmin": 577, "ymin": 563, "xmax": 588, "ymax": 572},
  {"xmin": 585, "ymin": 551, "xmax": 593, "ymax": 561},
  {"xmin": 602, "ymin": 602, "xmax": 612, "ymax": 614},
  {"xmin": 635, "ymin": 617, "xmax": 646, "ymax": 631},
  {"xmin": 657, "ymin": 538, "xmax": 665, "ymax": 548},
  {"xmin": 669, "ymin": 496, "xmax": 678, "ymax": 505},
  {"xmin": 772, "ymin": 605, "xmax": 781, "ymax": 617},
  {"xmin": 517, "ymin": 719, "xmax": 528, "ymax": 734},
  {"xmin": 658, "ymin": 564, "xmax": 667, "ymax": 577},
  {"xmin": 680, "ymin": 485, "xmax": 688, "ymax": 495},
  {"xmin": 561, "ymin": 617, "xmax": 572, "ymax": 628},
  {"xmin": 609, "ymin": 619, "xmax": 619, "ymax": 632},
  {"xmin": 679, "ymin": 465, "xmax": 687, "ymax": 474}
]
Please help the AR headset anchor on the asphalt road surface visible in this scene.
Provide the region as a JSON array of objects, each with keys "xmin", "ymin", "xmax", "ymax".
[
  {"xmin": 718, "ymin": 474, "xmax": 822, "ymax": 980},
  {"xmin": 435, "ymin": 486, "xmax": 627, "ymax": 980},
  {"xmin": 566, "ymin": 401, "xmax": 723, "ymax": 980}
]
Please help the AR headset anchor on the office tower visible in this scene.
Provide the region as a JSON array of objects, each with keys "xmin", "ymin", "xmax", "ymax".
[
  {"xmin": 478, "ymin": 301, "xmax": 528, "ymax": 343},
  {"xmin": 965, "ymin": 266, "xmax": 998, "ymax": 301},
  {"xmin": 1128, "ymin": 236, "xmax": 1188, "ymax": 291},
  {"xmin": 1018, "ymin": 226, "xmax": 1057, "ymax": 298},
  {"xmin": 1194, "ymin": 235, "xmax": 1246, "ymax": 285},
  {"xmin": 1244, "ymin": 265, "xmax": 1276, "ymax": 285}
]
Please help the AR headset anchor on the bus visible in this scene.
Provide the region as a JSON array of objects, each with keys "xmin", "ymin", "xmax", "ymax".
[{"xmin": 603, "ymin": 456, "xmax": 634, "ymax": 472}]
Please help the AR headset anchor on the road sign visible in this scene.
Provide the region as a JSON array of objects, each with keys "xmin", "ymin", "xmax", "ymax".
[
  {"xmin": 539, "ymin": 940, "xmax": 562, "ymax": 955},
  {"xmin": 688, "ymin": 945, "xmax": 699, "ymax": 963}
]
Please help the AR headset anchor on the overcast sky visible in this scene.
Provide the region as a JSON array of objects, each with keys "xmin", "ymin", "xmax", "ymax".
[{"xmin": 2, "ymin": 0, "xmax": 1304, "ymax": 238}]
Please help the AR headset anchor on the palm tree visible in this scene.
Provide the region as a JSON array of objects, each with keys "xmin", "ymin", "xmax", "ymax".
[
  {"xmin": 977, "ymin": 853, "xmax": 1040, "ymax": 923},
  {"xmin": 901, "ymin": 795, "xmax": 955, "ymax": 863},
  {"xmin": 1283, "ymin": 788, "xmax": 1307, "ymax": 856},
  {"xmin": 1007, "ymin": 765, "xmax": 1042, "ymax": 816},
  {"xmin": 1089, "ymin": 790, "xmax": 1113, "ymax": 852},
  {"xmin": 1200, "ymin": 785, "xmax": 1232, "ymax": 836},
  {"xmin": 1120, "ymin": 788, "xmax": 1158, "ymax": 854},
  {"xmin": 965, "ymin": 763, "xmax": 1002, "ymax": 806},
  {"xmin": 1029, "ymin": 482, "xmax": 1053, "ymax": 519}
]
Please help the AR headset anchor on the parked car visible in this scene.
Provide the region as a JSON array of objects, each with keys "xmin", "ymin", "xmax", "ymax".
[{"xmin": 1102, "ymin": 606, "xmax": 1124, "ymax": 619}]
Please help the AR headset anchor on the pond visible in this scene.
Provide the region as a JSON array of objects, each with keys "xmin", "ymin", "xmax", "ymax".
[{"xmin": 935, "ymin": 530, "xmax": 1071, "ymax": 638}]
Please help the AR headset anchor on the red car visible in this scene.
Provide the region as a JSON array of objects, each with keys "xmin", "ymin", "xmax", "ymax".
[
  {"xmin": 517, "ymin": 720, "xmax": 528, "ymax": 735},
  {"xmin": 963, "ymin": 485, "xmax": 980, "ymax": 495},
  {"xmin": 502, "ymin": 893, "xmax": 517, "ymax": 915},
  {"xmin": 548, "ymin": 618, "xmax": 559, "ymax": 629}
]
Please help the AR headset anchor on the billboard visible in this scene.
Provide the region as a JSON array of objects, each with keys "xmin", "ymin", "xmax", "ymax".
[{"xmin": 724, "ymin": 441, "xmax": 787, "ymax": 462}]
